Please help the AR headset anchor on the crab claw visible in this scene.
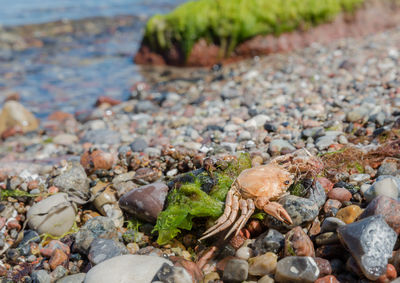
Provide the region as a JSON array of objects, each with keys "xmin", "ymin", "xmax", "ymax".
[{"xmin": 263, "ymin": 201, "xmax": 293, "ymax": 225}]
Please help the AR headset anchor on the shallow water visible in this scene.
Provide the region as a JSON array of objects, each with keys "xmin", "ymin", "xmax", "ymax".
[{"xmin": 0, "ymin": 0, "xmax": 186, "ymax": 118}]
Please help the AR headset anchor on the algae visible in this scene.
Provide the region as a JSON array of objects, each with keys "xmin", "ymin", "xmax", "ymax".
[
  {"xmin": 154, "ymin": 153, "xmax": 251, "ymax": 245},
  {"xmin": 143, "ymin": 0, "xmax": 365, "ymax": 59},
  {"xmin": 0, "ymin": 189, "xmax": 42, "ymax": 200}
]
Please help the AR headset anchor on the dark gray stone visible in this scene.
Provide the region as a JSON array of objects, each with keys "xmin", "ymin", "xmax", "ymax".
[
  {"xmin": 320, "ymin": 217, "xmax": 346, "ymax": 233},
  {"xmin": 308, "ymin": 181, "xmax": 327, "ymax": 208},
  {"xmin": 88, "ymin": 238, "xmax": 129, "ymax": 265},
  {"xmin": 338, "ymin": 215, "xmax": 397, "ymax": 280},
  {"xmin": 74, "ymin": 216, "xmax": 118, "ymax": 254},
  {"xmin": 129, "ymin": 138, "xmax": 148, "ymax": 152},
  {"xmin": 222, "ymin": 259, "xmax": 249, "ymax": 283},
  {"xmin": 154, "ymin": 263, "xmax": 192, "ymax": 283},
  {"xmin": 251, "ymin": 229, "xmax": 285, "ymax": 256},
  {"xmin": 275, "ymin": 256, "xmax": 319, "ymax": 283}
]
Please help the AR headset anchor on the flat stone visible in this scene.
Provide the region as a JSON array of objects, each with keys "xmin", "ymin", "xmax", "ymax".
[
  {"xmin": 88, "ymin": 238, "xmax": 129, "ymax": 265},
  {"xmin": 358, "ymin": 195, "xmax": 400, "ymax": 234},
  {"xmin": 275, "ymin": 256, "xmax": 320, "ymax": 283},
  {"xmin": 222, "ymin": 259, "xmax": 249, "ymax": 283},
  {"xmin": 27, "ymin": 193, "xmax": 76, "ymax": 237},
  {"xmin": 81, "ymin": 129, "xmax": 121, "ymax": 145},
  {"xmin": 84, "ymin": 255, "xmax": 173, "ymax": 283},
  {"xmin": 0, "ymin": 101, "xmax": 39, "ymax": 134},
  {"xmin": 338, "ymin": 215, "xmax": 397, "ymax": 280},
  {"xmin": 118, "ymin": 182, "xmax": 169, "ymax": 223},
  {"xmin": 75, "ymin": 216, "xmax": 118, "ymax": 254}
]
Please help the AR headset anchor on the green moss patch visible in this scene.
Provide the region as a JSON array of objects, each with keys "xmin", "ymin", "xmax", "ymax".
[
  {"xmin": 144, "ymin": 0, "xmax": 364, "ymax": 59},
  {"xmin": 153, "ymin": 153, "xmax": 251, "ymax": 245}
]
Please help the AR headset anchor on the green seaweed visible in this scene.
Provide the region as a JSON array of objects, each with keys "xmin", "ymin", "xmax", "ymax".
[
  {"xmin": 0, "ymin": 189, "xmax": 41, "ymax": 200},
  {"xmin": 143, "ymin": 0, "xmax": 365, "ymax": 59},
  {"xmin": 154, "ymin": 153, "xmax": 251, "ymax": 245}
]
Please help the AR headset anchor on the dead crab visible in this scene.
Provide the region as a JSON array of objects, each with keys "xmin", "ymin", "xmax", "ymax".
[{"xmin": 200, "ymin": 149, "xmax": 323, "ymax": 241}]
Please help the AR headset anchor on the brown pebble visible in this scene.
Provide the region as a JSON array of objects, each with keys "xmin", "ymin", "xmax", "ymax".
[
  {"xmin": 230, "ymin": 234, "xmax": 246, "ymax": 249},
  {"xmin": 328, "ymin": 187, "xmax": 352, "ymax": 203},
  {"xmin": 80, "ymin": 149, "xmax": 115, "ymax": 173},
  {"xmin": 317, "ymin": 177, "xmax": 334, "ymax": 193},
  {"xmin": 336, "ymin": 205, "xmax": 363, "ymax": 224},
  {"xmin": 284, "ymin": 226, "xmax": 315, "ymax": 257},
  {"xmin": 246, "ymin": 220, "xmax": 263, "ymax": 237},
  {"xmin": 173, "ymin": 257, "xmax": 203, "ymax": 283},
  {"xmin": 49, "ymin": 249, "xmax": 68, "ymax": 270},
  {"xmin": 377, "ymin": 264, "xmax": 397, "ymax": 283},
  {"xmin": 314, "ymin": 257, "xmax": 332, "ymax": 277},
  {"xmin": 27, "ymin": 180, "xmax": 39, "ymax": 191},
  {"xmin": 314, "ymin": 275, "xmax": 340, "ymax": 283},
  {"xmin": 323, "ymin": 199, "xmax": 342, "ymax": 216},
  {"xmin": 7, "ymin": 220, "xmax": 21, "ymax": 231}
]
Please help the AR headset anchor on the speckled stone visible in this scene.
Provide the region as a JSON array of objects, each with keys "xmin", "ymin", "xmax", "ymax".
[
  {"xmin": 284, "ymin": 226, "xmax": 315, "ymax": 257},
  {"xmin": 338, "ymin": 215, "xmax": 397, "ymax": 280},
  {"xmin": 222, "ymin": 259, "xmax": 249, "ymax": 283},
  {"xmin": 251, "ymin": 229, "xmax": 284, "ymax": 256},
  {"xmin": 88, "ymin": 238, "xmax": 129, "ymax": 265},
  {"xmin": 275, "ymin": 256, "xmax": 320, "ymax": 283}
]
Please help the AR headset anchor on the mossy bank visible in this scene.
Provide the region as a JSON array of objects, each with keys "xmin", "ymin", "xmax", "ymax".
[{"xmin": 134, "ymin": 0, "xmax": 400, "ymax": 66}]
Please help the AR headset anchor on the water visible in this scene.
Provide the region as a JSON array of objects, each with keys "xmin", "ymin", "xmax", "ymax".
[{"xmin": 0, "ymin": 0, "xmax": 186, "ymax": 118}]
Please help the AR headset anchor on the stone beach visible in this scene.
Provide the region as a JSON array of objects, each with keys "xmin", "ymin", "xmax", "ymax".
[{"xmin": 1, "ymin": 12, "xmax": 400, "ymax": 283}]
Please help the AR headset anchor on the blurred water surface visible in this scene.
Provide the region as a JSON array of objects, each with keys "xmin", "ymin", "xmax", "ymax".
[{"xmin": 0, "ymin": 0, "xmax": 185, "ymax": 117}]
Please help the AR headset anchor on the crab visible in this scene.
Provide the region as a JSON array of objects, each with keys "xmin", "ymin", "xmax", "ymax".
[{"xmin": 200, "ymin": 150, "xmax": 323, "ymax": 241}]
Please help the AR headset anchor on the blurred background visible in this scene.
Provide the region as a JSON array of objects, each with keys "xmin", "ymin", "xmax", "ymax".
[{"xmin": 0, "ymin": 0, "xmax": 185, "ymax": 118}]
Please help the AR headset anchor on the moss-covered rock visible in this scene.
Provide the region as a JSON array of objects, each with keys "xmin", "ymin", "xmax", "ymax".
[
  {"xmin": 153, "ymin": 153, "xmax": 251, "ymax": 245},
  {"xmin": 143, "ymin": 0, "xmax": 364, "ymax": 60}
]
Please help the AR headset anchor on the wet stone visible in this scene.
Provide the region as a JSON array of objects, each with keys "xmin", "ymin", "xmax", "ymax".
[
  {"xmin": 338, "ymin": 215, "xmax": 397, "ymax": 280},
  {"xmin": 88, "ymin": 238, "xmax": 129, "ymax": 265},
  {"xmin": 320, "ymin": 217, "xmax": 346, "ymax": 233},
  {"xmin": 284, "ymin": 226, "xmax": 315, "ymax": 257},
  {"xmin": 118, "ymin": 182, "xmax": 169, "ymax": 223},
  {"xmin": 275, "ymin": 256, "xmax": 320, "ymax": 283},
  {"xmin": 251, "ymin": 229, "xmax": 285, "ymax": 256},
  {"xmin": 248, "ymin": 252, "xmax": 277, "ymax": 276},
  {"xmin": 265, "ymin": 195, "xmax": 319, "ymax": 231},
  {"xmin": 222, "ymin": 259, "xmax": 249, "ymax": 283},
  {"xmin": 358, "ymin": 195, "xmax": 400, "ymax": 234},
  {"xmin": 74, "ymin": 216, "xmax": 118, "ymax": 254}
]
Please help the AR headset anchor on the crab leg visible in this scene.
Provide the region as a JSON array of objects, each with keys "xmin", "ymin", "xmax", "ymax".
[
  {"xmin": 263, "ymin": 201, "xmax": 293, "ymax": 225},
  {"xmin": 225, "ymin": 198, "xmax": 255, "ymax": 239},
  {"xmin": 202, "ymin": 189, "xmax": 234, "ymax": 235},
  {"xmin": 199, "ymin": 193, "xmax": 239, "ymax": 241}
]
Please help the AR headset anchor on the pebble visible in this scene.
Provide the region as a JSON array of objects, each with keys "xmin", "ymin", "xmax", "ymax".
[
  {"xmin": 314, "ymin": 257, "xmax": 332, "ymax": 278},
  {"xmin": 236, "ymin": 246, "xmax": 253, "ymax": 260},
  {"xmin": 335, "ymin": 205, "xmax": 363, "ymax": 224},
  {"xmin": 257, "ymin": 275, "xmax": 274, "ymax": 283},
  {"xmin": 269, "ymin": 139, "xmax": 295, "ymax": 155},
  {"xmin": 27, "ymin": 193, "xmax": 76, "ymax": 237},
  {"xmin": 314, "ymin": 275, "xmax": 340, "ymax": 283},
  {"xmin": 154, "ymin": 263, "xmax": 192, "ymax": 283},
  {"xmin": 327, "ymin": 187, "xmax": 352, "ymax": 203},
  {"xmin": 85, "ymin": 255, "xmax": 173, "ymax": 283},
  {"xmin": 74, "ymin": 216, "xmax": 118, "ymax": 254},
  {"xmin": 80, "ymin": 149, "xmax": 114, "ymax": 172},
  {"xmin": 251, "ymin": 229, "xmax": 285, "ymax": 255},
  {"xmin": 56, "ymin": 273, "xmax": 86, "ymax": 283},
  {"xmin": 320, "ymin": 217, "xmax": 346, "ymax": 233},
  {"xmin": 88, "ymin": 238, "xmax": 129, "ymax": 265},
  {"xmin": 275, "ymin": 256, "xmax": 320, "ymax": 283},
  {"xmin": 284, "ymin": 226, "xmax": 315, "ymax": 257},
  {"xmin": 315, "ymin": 232, "xmax": 339, "ymax": 246},
  {"xmin": 377, "ymin": 162, "xmax": 398, "ymax": 177},
  {"xmin": 0, "ymin": 101, "xmax": 39, "ymax": 134},
  {"xmin": 130, "ymin": 138, "xmax": 148, "ymax": 152},
  {"xmin": 323, "ymin": 199, "xmax": 342, "ymax": 217},
  {"xmin": 358, "ymin": 195, "xmax": 400, "ymax": 234},
  {"xmin": 81, "ymin": 129, "xmax": 121, "ymax": 145},
  {"xmin": 222, "ymin": 259, "xmax": 249, "ymax": 283},
  {"xmin": 31, "ymin": 270, "xmax": 51, "ymax": 283},
  {"xmin": 40, "ymin": 240, "xmax": 70, "ymax": 257},
  {"xmin": 248, "ymin": 252, "xmax": 277, "ymax": 276},
  {"xmin": 363, "ymin": 178, "xmax": 399, "ymax": 203},
  {"xmin": 118, "ymin": 182, "xmax": 169, "ymax": 223},
  {"xmin": 308, "ymin": 181, "xmax": 327, "ymax": 208},
  {"xmin": 49, "ymin": 249, "xmax": 68, "ymax": 270},
  {"xmin": 338, "ymin": 215, "xmax": 397, "ymax": 280}
]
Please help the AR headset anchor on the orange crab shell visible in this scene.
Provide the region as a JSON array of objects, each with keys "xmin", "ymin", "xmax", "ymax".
[{"xmin": 236, "ymin": 163, "xmax": 294, "ymax": 200}]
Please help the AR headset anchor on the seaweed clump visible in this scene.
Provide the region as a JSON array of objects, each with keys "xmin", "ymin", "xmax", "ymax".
[
  {"xmin": 143, "ymin": 0, "xmax": 364, "ymax": 60},
  {"xmin": 153, "ymin": 153, "xmax": 251, "ymax": 245}
]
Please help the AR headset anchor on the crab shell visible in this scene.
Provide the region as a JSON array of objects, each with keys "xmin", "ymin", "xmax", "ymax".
[{"xmin": 236, "ymin": 163, "xmax": 294, "ymax": 200}]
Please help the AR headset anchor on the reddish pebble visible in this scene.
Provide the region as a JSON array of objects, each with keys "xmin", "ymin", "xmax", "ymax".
[
  {"xmin": 246, "ymin": 220, "xmax": 263, "ymax": 237},
  {"xmin": 27, "ymin": 180, "xmax": 39, "ymax": 191},
  {"xmin": 49, "ymin": 249, "xmax": 68, "ymax": 270},
  {"xmin": 284, "ymin": 226, "xmax": 315, "ymax": 257},
  {"xmin": 48, "ymin": 186, "xmax": 59, "ymax": 194},
  {"xmin": 328, "ymin": 187, "xmax": 352, "ymax": 203},
  {"xmin": 95, "ymin": 96, "xmax": 121, "ymax": 107},
  {"xmin": 377, "ymin": 264, "xmax": 397, "ymax": 283},
  {"xmin": 317, "ymin": 177, "xmax": 334, "ymax": 193},
  {"xmin": 7, "ymin": 219, "xmax": 21, "ymax": 231},
  {"xmin": 1, "ymin": 126, "xmax": 23, "ymax": 139},
  {"xmin": 40, "ymin": 240, "xmax": 70, "ymax": 257},
  {"xmin": 216, "ymin": 256, "xmax": 237, "ymax": 272},
  {"xmin": 315, "ymin": 275, "xmax": 340, "ymax": 283},
  {"xmin": 47, "ymin": 111, "xmax": 74, "ymax": 122},
  {"xmin": 173, "ymin": 257, "xmax": 203, "ymax": 282},
  {"xmin": 80, "ymin": 149, "xmax": 115, "ymax": 173},
  {"xmin": 324, "ymin": 199, "xmax": 342, "ymax": 216}
]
